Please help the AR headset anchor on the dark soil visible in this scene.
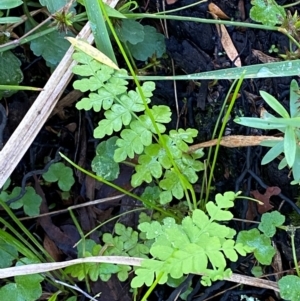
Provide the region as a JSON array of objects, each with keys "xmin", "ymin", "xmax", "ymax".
[{"xmin": 2, "ymin": 0, "xmax": 300, "ymax": 300}]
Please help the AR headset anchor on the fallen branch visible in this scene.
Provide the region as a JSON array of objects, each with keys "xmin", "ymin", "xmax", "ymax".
[
  {"xmin": 0, "ymin": 256, "xmax": 279, "ymax": 292},
  {"xmin": 188, "ymin": 135, "xmax": 283, "ymax": 153},
  {"xmin": 0, "ymin": 0, "xmax": 120, "ymax": 188}
]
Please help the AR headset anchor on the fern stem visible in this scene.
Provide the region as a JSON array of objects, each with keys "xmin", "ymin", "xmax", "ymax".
[
  {"xmin": 141, "ymin": 271, "xmax": 164, "ymax": 301},
  {"xmin": 200, "ymin": 78, "xmax": 240, "ymax": 205},
  {"xmin": 98, "ymin": 0, "xmax": 196, "ymax": 210},
  {"xmin": 124, "ymin": 13, "xmax": 279, "ymax": 31},
  {"xmin": 74, "ymin": 208, "xmax": 145, "ymax": 248},
  {"xmin": 290, "ymin": 229, "xmax": 300, "ymax": 277},
  {"xmin": 0, "ymin": 200, "xmax": 50, "ymax": 261},
  {"xmin": 60, "ymin": 153, "xmax": 178, "ymax": 220},
  {"xmin": 204, "ymin": 73, "xmax": 245, "ymax": 205},
  {"xmin": 68, "ymin": 209, "xmax": 91, "ymax": 293}
]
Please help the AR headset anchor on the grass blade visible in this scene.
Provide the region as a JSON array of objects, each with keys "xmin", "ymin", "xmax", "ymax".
[
  {"xmin": 130, "ymin": 60, "xmax": 300, "ymax": 80},
  {"xmin": 84, "ymin": 0, "xmax": 117, "ymax": 63}
]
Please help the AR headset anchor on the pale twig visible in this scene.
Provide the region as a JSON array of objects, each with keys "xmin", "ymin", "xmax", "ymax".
[
  {"xmin": 0, "ymin": 256, "xmax": 279, "ymax": 292},
  {"xmin": 19, "ymin": 194, "xmax": 125, "ymax": 220},
  {"xmin": 188, "ymin": 135, "xmax": 283, "ymax": 153}
]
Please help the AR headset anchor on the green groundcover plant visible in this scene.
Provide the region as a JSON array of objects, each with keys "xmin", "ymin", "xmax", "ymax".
[
  {"xmin": 2, "ymin": 0, "xmax": 300, "ymax": 300},
  {"xmin": 58, "ymin": 41, "xmax": 300, "ymax": 299},
  {"xmin": 235, "ymin": 79, "xmax": 300, "ymax": 184}
]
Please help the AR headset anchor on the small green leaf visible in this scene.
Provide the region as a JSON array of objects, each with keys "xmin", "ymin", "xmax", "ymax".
[
  {"xmin": 65, "ymin": 263, "xmax": 88, "ymax": 280},
  {"xmin": 175, "ymin": 153, "xmax": 204, "ymax": 184},
  {"xmin": 43, "ymin": 162, "xmax": 75, "ymax": 191},
  {"xmin": 115, "ymin": 223, "xmax": 138, "ymax": 248},
  {"xmin": 234, "ymin": 117, "xmax": 286, "ymax": 130},
  {"xmin": 0, "ymin": 0, "xmax": 23, "ymax": 9},
  {"xmin": 138, "ymin": 114, "xmax": 167, "ymax": 134},
  {"xmin": 76, "ymin": 92, "xmax": 111, "ymax": 111},
  {"xmin": 0, "ymin": 258, "xmax": 44, "ymax": 301},
  {"xmin": 150, "ymin": 244, "xmax": 174, "ymax": 260},
  {"xmin": 138, "ymin": 221, "xmax": 163, "ymax": 239},
  {"xmin": 114, "ymin": 122, "xmax": 153, "ymax": 162},
  {"xmin": 192, "ymin": 209, "xmax": 209, "ymax": 229},
  {"xmin": 150, "ymin": 105, "xmax": 172, "ymax": 124},
  {"xmin": 206, "ymin": 202, "xmax": 233, "ymax": 221},
  {"xmin": 290, "ymin": 80, "xmax": 300, "ymax": 118},
  {"xmin": 258, "ymin": 211, "xmax": 285, "ymax": 237},
  {"xmin": 141, "ymin": 186, "xmax": 161, "ymax": 205},
  {"xmin": 131, "ymin": 260, "xmax": 162, "ymax": 287},
  {"xmin": 119, "ymin": 89, "xmax": 148, "ymax": 112},
  {"xmin": 159, "ymin": 190, "xmax": 173, "ymax": 205},
  {"xmin": 261, "ymin": 141, "xmax": 284, "ymax": 165},
  {"xmin": 117, "ymin": 265, "xmax": 131, "ymax": 281},
  {"xmin": 260, "ymin": 90, "xmax": 289, "ymax": 118},
  {"xmin": 92, "ymin": 137, "xmax": 119, "ymax": 181},
  {"xmin": 117, "ymin": 19, "xmax": 144, "ymax": 44},
  {"xmin": 0, "ymin": 51, "xmax": 23, "ymax": 99},
  {"xmin": 0, "ymin": 17, "xmax": 23, "ymax": 24},
  {"xmin": 133, "ymin": 146, "xmax": 164, "ymax": 186},
  {"xmin": 127, "ymin": 25, "xmax": 166, "ymax": 61},
  {"xmin": 215, "ymin": 191, "xmax": 236, "ymax": 208},
  {"xmin": 9, "ymin": 187, "xmax": 42, "ymax": 216},
  {"xmin": 29, "ymin": 24, "xmax": 74, "ymax": 68},
  {"xmin": 48, "ymin": 291, "xmax": 62, "ymax": 301},
  {"xmin": 0, "ymin": 238, "xmax": 18, "ymax": 268},
  {"xmin": 251, "ymin": 266, "xmax": 263, "ymax": 277},
  {"xmin": 278, "ymin": 275, "xmax": 300, "ymax": 301},
  {"xmin": 132, "ymin": 154, "xmax": 162, "ymax": 187},
  {"xmin": 72, "ymin": 53, "xmax": 103, "ymax": 76},
  {"xmin": 169, "ymin": 128, "xmax": 198, "ymax": 152},
  {"xmin": 140, "ymin": 81, "xmax": 156, "ymax": 98},
  {"xmin": 159, "ymin": 170, "xmax": 184, "ymax": 200},
  {"xmin": 94, "ymin": 104, "xmax": 132, "ymax": 138},
  {"xmin": 236, "ymin": 228, "xmax": 275, "ymax": 265},
  {"xmin": 39, "ymin": 0, "xmax": 75, "ymax": 14},
  {"xmin": 292, "ymin": 147, "xmax": 300, "ymax": 183},
  {"xmin": 2, "ymin": 178, "xmax": 11, "ymax": 190},
  {"xmin": 250, "ymin": 0, "xmax": 286, "ymax": 26},
  {"xmin": 278, "ymin": 157, "xmax": 287, "ymax": 170},
  {"xmin": 284, "ymin": 126, "xmax": 296, "ymax": 167},
  {"xmin": 221, "ymin": 239, "xmax": 238, "ymax": 261}
]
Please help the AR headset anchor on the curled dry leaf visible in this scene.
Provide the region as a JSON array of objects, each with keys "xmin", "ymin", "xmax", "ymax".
[
  {"xmin": 66, "ymin": 37, "xmax": 120, "ymax": 70},
  {"xmin": 166, "ymin": 0, "xmax": 177, "ymax": 5},
  {"xmin": 252, "ymin": 49, "xmax": 281, "ymax": 63},
  {"xmin": 251, "ymin": 186, "xmax": 281, "ymax": 214},
  {"xmin": 209, "ymin": 6, "xmax": 241, "ymax": 67},
  {"xmin": 208, "ymin": 3, "xmax": 230, "ymax": 19},
  {"xmin": 43, "ymin": 234, "xmax": 63, "ymax": 262},
  {"xmin": 238, "ymin": 0, "xmax": 246, "ymax": 20}
]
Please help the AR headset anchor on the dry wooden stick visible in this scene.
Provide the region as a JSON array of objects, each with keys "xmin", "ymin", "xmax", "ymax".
[
  {"xmin": 0, "ymin": 256, "xmax": 279, "ymax": 292},
  {"xmin": 0, "ymin": 0, "xmax": 120, "ymax": 188},
  {"xmin": 0, "ymin": 23, "xmax": 92, "ymax": 187},
  {"xmin": 188, "ymin": 135, "xmax": 283, "ymax": 153}
]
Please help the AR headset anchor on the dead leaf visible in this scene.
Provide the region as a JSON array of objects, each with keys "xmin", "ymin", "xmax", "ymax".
[
  {"xmin": 65, "ymin": 122, "xmax": 77, "ymax": 133},
  {"xmin": 209, "ymin": 10, "xmax": 241, "ymax": 67},
  {"xmin": 252, "ymin": 49, "xmax": 281, "ymax": 63},
  {"xmin": 246, "ymin": 201, "xmax": 257, "ymax": 222},
  {"xmin": 227, "ymin": 93, "xmax": 241, "ymax": 103},
  {"xmin": 251, "ymin": 186, "xmax": 281, "ymax": 214},
  {"xmin": 166, "ymin": 0, "xmax": 177, "ymax": 4},
  {"xmin": 271, "ymin": 241, "xmax": 283, "ymax": 300},
  {"xmin": 50, "ymin": 89, "xmax": 83, "ymax": 119},
  {"xmin": 208, "ymin": 3, "xmax": 230, "ymax": 19},
  {"xmin": 238, "ymin": 0, "xmax": 246, "ymax": 20},
  {"xmin": 66, "ymin": 37, "xmax": 120, "ymax": 70},
  {"xmin": 43, "ymin": 235, "xmax": 62, "ymax": 261}
]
